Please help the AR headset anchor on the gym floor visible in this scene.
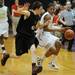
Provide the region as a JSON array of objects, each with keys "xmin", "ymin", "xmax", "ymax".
[{"xmin": 0, "ymin": 36, "xmax": 75, "ymax": 75}]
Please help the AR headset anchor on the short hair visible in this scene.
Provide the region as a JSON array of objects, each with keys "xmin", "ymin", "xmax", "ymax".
[
  {"xmin": 32, "ymin": 1, "xmax": 42, "ymax": 10},
  {"xmin": 47, "ymin": 3, "xmax": 54, "ymax": 9}
]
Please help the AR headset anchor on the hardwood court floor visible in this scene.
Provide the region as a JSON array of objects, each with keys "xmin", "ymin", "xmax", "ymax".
[{"xmin": 0, "ymin": 36, "xmax": 75, "ymax": 75}]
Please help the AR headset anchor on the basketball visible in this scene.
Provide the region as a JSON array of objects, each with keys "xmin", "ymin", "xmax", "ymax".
[{"xmin": 64, "ymin": 29, "xmax": 75, "ymax": 40}]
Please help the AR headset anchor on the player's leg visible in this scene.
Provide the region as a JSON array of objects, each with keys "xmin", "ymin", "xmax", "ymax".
[
  {"xmin": 0, "ymin": 35, "xmax": 9, "ymax": 66},
  {"xmin": 30, "ymin": 44, "xmax": 42, "ymax": 74},
  {"xmin": 48, "ymin": 40, "xmax": 62, "ymax": 70},
  {"xmin": 68, "ymin": 39, "xmax": 74, "ymax": 51},
  {"xmin": 30, "ymin": 44, "xmax": 37, "ymax": 65},
  {"xmin": 37, "ymin": 40, "xmax": 61, "ymax": 70}
]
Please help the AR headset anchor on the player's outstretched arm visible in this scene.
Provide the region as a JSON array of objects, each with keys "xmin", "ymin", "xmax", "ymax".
[{"xmin": 16, "ymin": 7, "xmax": 30, "ymax": 17}]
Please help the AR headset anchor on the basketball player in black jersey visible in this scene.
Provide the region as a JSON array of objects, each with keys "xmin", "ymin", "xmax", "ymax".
[{"xmin": 15, "ymin": 1, "xmax": 45, "ymax": 75}]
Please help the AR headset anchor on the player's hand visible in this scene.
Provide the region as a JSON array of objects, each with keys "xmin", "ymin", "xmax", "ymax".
[
  {"xmin": 64, "ymin": 27, "xmax": 71, "ymax": 30},
  {"xmin": 44, "ymin": 20, "xmax": 50, "ymax": 27},
  {"xmin": 62, "ymin": 27, "xmax": 71, "ymax": 32}
]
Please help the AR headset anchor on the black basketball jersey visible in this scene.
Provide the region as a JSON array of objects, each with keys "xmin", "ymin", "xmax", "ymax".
[{"xmin": 17, "ymin": 11, "xmax": 39, "ymax": 37}]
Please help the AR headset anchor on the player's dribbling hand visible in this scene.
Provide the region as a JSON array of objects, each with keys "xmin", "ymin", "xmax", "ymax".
[
  {"xmin": 62, "ymin": 27, "xmax": 71, "ymax": 32},
  {"xmin": 44, "ymin": 20, "xmax": 50, "ymax": 27}
]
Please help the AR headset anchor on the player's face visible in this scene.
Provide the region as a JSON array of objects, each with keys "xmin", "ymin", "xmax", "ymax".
[
  {"xmin": 48, "ymin": 6, "xmax": 54, "ymax": 14},
  {"xmin": 23, "ymin": 3, "xmax": 30, "ymax": 10}
]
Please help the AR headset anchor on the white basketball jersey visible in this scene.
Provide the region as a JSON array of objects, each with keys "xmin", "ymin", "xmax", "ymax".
[{"xmin": 0, "ymin": 6, "xmax": 8, "ymax": 22}]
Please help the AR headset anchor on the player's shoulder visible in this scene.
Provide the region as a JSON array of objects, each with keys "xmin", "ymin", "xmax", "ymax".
[
  {"xmin": 40, "ymin": 12, "xmax": 50, "ymax": 23},
  {"xmin": 42, "ymin": 12, "xmax": 50, "ymax": 17}
]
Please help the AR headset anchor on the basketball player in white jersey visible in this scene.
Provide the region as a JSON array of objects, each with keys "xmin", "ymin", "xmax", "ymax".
[
  {"xmin": 0, "ymin": 0, "xmax": 10, "ymax": 66},
  {"xmin": 36, "ymin": 3, "xmax": 68, "ymax": 70}
]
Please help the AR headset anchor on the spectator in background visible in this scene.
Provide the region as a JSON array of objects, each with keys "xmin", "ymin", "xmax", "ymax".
[
  {"xmin": 12, "ymin": 0, "xmax": 20, "ymax": 36},
  {"xmin": 72, "ymin": 0, "xmax": 75, "ymax": 35},
  {"xmin": 12, "ymin": 0, "xmax": 30, "ymax": 36},
  {"xmin": 59, "ymin": 1, "xmax": 75, "ymax": 51},
  {"xmin": 4, "ymin": 0, "xmax": 15, "ymax": 34},
  {"xmin": 59, "ymin": 0, "xmax": 67, "ymax": 5},
  {"xmin": 4, "ymin": 0, "xmax": 15, "ymax": 14}
]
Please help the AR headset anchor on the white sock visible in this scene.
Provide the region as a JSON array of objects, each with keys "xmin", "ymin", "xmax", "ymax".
[
  {"xmin": 2, "ymin": 50, "xmax": 6, "ymax": 54},
  {"xmin": 1, "ymin": 44, "xmax": 6, "ymax": 54},
  {"xmin": 32, "ymin": 54, "xmax": 37, "ymax": 63},
  {"xmin": 41, "ymin": 55, "xmax": 46, "ymax": 62},
  {"xmin": 50, "ymin": 55, "xmax": 57, "ymax": 64},
  {"xmin": 30, "ymin": 44, "xmax": 37, "ymax": 64}
]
